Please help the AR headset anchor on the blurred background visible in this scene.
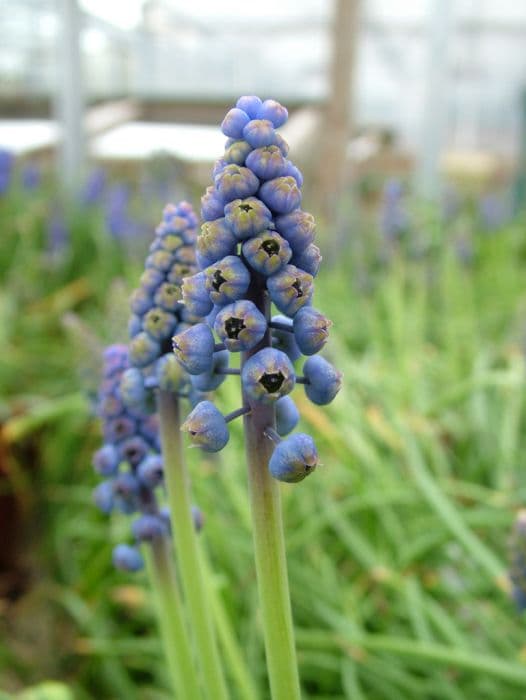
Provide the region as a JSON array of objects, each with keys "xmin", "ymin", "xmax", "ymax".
[{"xmin": 3, "ymin": 1, "xmax": 526, "ymax": 698}]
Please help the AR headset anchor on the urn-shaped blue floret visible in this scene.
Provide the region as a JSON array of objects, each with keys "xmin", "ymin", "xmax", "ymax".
[
  {"xmin": 93, "ymin": 480, "xmax": 114, "ymax": 513},
  {"xmin": 267, "ymin": 264, "xmax": 313, "ymax": 316},
  {"xmin": 269, "ymin": 433, "xmax": 318, "ymax": 483},
  {"xmin": 113, "ymin": 544, "xmax": 144, "ymax": 572},
  {"xmin": 112, "ymin": 472, "xmax": 140, "ymax": 513},
  {"xmin": 245, "ymin": 145, "xmax": 287, "ymax": 181},
  {"xmin": 215, "ymin": 164, "xmax": 259, "ymax": 203},
  {"xmin": 224, "ymin": 139, "xmax": 252, "ymax": 165},
  {"xmin": 303, "ymin": 355, "xmax": 342, "ymax": 405},
  {"xmin": 190, "ymin": 349, "xmax": 229, "ymax": 392},
  {"xmin": 181, "ymin": 400, "xmax": 229, "ymax": 452},
  {"xmin": 257, "ymin": 99, "xmax": 288, "ymax": 128},
  {"xmin": 259, "ymin": 176, "xmax": 301, "ymax": 214},
  {"xmin": 276, "ymin": 396, "xmax": 300, "ymax": 436},
  {"xmin": 172, "ymin": 323, "xmax": 215, "ymax": 375},
  {"xmin": 137, "ymin": 454, "xmax": 164, "ymax": 488},
  {"xmin": 142, "ymin": 307, "xmax": 175, "ymax": 341},
  {"xmin": 214, "ymin": 300, "xmax": 267, "ymax": 352},
  {"xmin": 224, "ymin": 197, "xmax": 272, "ymax": 240},
  {"xmin": 129, "ymin": 332, "xmax": 161, "ymax": 368},
  {"xmin": 236, "ymin": 95, "xmax": 263, "ymax": 119},
  {"xmin": 205, "ymin": 255, "xmax": 251, "ymax": 306},
  {"xmin": 201, "ymin": 185, "xmax": 225, "ymax": 222},
  {"xmin": 292, "ymin": 243, "xmax": 322, "ymax": 277},
  {"xmin": 275, "ymin": 210, "xmax": 315, "ymax": 254},
  {"xmin": 130, "ymin": 287, "xmax": 154, "ymax": 315},
  {"xmin": 242, "ymin": 229, "xmax": 292, "ymax": 277},
  {"xmin": 156, "ymin": 353, "xmax": 185, "ymax": 392},
  {"xmin": 241, "ymin": 347, "xmax": 296, "ymax": 404},
  {"xmin": 132, "ymin": 514, "xmax": 168, "ymax": 542},
  {"xmin": 120, "ymin": 368, "xmax": 146, "ymax": 408},
  {"xmin": 93, "ymin": 444, "xmax": 120, "ymax": 476},
  {"xmin": 154, "ymin": 282, "xmax": 182, "ymax": 312},
  {"xmin": 271, "ymin": 315, "xmax": 302, "ymax": 361},
  {"xmin": 221, "ymin": 107, "xmax": 251, "ymax": 138},
  {"xmin": 293, "ymin": 307, "xmax": 331, "ymax": 356},
  {"xmin": 182, "ymin": 271, "xmax": 213, "ymax": 317},
  {"xmin": 197, "ymin": 218, "xmax": 237, "ymax": 268},
  {"xmin": 243, "ymin": 119, "xmax": 277, "ymax": 148}
]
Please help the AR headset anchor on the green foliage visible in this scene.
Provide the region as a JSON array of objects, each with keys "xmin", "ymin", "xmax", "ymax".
[{"xmin": 2, "ymin": 178, "xmax": 526, "ymax": 699}]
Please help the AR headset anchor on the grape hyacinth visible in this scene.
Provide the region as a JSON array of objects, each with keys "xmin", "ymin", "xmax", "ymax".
[
  {"xmin": 125, "ymin": 200, "xmax": 228, "ymax": 700},
  {"xmin": 93, "ymin": 343, "xmax": 203, "ymax": 571},
  {"xmin": 93, "ymin": 328, "xmax": 204, "ymax": 691},
  {"xmin": 174, "ymin": 96, "xmax": 341, "ymax": 483},
  {"xmin": 173, "ymin": 96, "xmax": 342, "ymax": 700}
]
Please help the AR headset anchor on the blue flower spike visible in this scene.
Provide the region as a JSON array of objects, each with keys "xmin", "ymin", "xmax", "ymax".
[{"xmin": 170, "ymin": 96, "xmax": 341, "ymax": 487}]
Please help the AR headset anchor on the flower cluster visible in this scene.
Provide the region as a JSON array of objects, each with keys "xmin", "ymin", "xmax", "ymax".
[
  {"xmin": 172, "ymin": 96, "xmax": 342, "ymax": 483},
  {"xmin": 93, "ymin": 344, "xmax": 202, "ymax": 572},
  {"xmin": 509, "ymin": 510, "xmax": 526, "ymax": 611},
  {"xmin": 124, "ymin": 201, "xmax": 204, "ymax": 408}
]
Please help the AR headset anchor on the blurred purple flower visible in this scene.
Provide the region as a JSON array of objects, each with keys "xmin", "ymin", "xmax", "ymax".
[
  {"xmin": 81, "ymin": 167, "xmax": 107, "ymax": 206},
  {"xmin": 478, "ymin": 192, "xmax": 510, "ymax": 231},
  {"xmin": 21, "ymin": 162, "xmax": 41, "ymax": 191},
  {"xmin": 379, "ymin": 178, "xmax": 409, "ymax": 241},
  {"xmin": 0, "ymin": 149, "xmax": 14, "ymax": 195},
  {"xmin": 47, "ymin": 209, "xmax": 69, "ymax": 255}
]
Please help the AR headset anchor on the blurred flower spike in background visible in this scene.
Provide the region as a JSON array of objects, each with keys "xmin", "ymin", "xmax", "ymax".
[{"xmin": 173, "ymin": 95, "xmax": 342, "ymax": 483}]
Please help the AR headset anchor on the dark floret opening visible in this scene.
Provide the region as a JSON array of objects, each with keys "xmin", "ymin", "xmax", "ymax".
[
  {"xmin": 189, "ymin": 430, "xmax": 196, "ymax": 436},
  {"xmin": 239, "ymin": 203, "xmax": 253, "ymax": 213},
  {"xmin": 114, "ymin": 421, "xmax": 128, "ymax": 435},
  {"xmin": 259, "ymin": 371, "xmax": 285, "ymax": 393},
  {"xmin": 225, "ymin": 316, "xmax": 246, "ymax": 339},
  {"xmin": 304, "ymin": 463, "xmax": 313, "ymax": 472},
  {"xmin": 292, "ymin": 279, "xmax": 304, "ymax": 297},
  {"xmin": 261, "ymin": 239, "xmax": 280, "ymax": 257},
  {"xmin": 165, "ymin": 285, "xmax": 179, "ymax": 297},
  {"xmin": 212, "ymin": 269, "xmax": 227, "ymax": 291}
]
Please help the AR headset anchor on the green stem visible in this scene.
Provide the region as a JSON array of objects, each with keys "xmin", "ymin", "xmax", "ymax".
[
  {"xmin": 158, "ymin": 390, "xmax": 229, "ymax": 700},
  {"xmin": 146, "ymin": 537, "xmax": 203, "ymax": 699},
  {"xmin": 241, "ymin": 282, "xmax": 300, "ymax": 700}
]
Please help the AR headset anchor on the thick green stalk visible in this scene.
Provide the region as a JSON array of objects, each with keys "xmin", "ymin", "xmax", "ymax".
[
  {"xmin": 158, "ymin": 390, "xmax": 229, "ymax": 700},
  {"xmin": 241, "ymin": 285, "xmax": 301, "ymax": 700},
  {"xmin": 146, "ymin": 537, "xmax": 203, "ymax": 699}
]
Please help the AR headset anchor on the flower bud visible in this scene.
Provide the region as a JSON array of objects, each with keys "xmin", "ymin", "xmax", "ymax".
[
  {"xmin": 259, "ymin": 176, "xmax": 301, "ymax": 214},
  {"xmin": 129, "ymin": 332, "xmax": 161, "ymax": 368},
  {"xmin": 215, "ymin": 164, "xmax": 259, "ymax": 203},
  {"xmin": 303, "ymin": 355, "xmax": 342, "ymax": 405},
  {"xmin": 172, "ymin": 323, "xmax": 215, "ymax": 375},
  {"xmin": 269, "ymin": 433, "xmax": 318, "ymax": 483},
  {"xmin": 137, "ymin": 454, "xmax": 164, "ymax": 488},
  {"xmin": 113, "ymin": 544, "xmax": 144, "ymax": 572},
  {"xmin": 241, "ymin": 347, "xmax": 295, "ymax": 404},
  {"xmin": 242, "ymin": 119, "xmax": 277, "ymax": 148},
  {"xmin": 190, "ymin": 350, "xmax": 229, "ymax": 392},
  {"xmin": 245, "ymin": 145, "xmax": 287, "ymax": 181},
  {"xmin": 276, "ymin": 396, "xmax": 300, "ymax": 436},
  {"xmin": 132, "ymin": 514, "xmax": 168, "ymax": 542},
  {"xmin": 197, "ymin": 218, "xmax": 237, "ymax": 268},
  {"xmin": 205, "ymin": 255, "xmax": 250, "ymax": 306},
  {"xmin": 93, "ymin": 444, "xmax": 120, "ymax": 476},
  {"xmin": 292, "ymin": 243, "xmax": 321, "ymax": 277},
  {"xmin": 181, "ymin": 400, "xmax": 229, "ymax": 452},
  {"xmin": 242, "ymin": 230, "xmax": 292, "ymax": 276},
  {"xmin": 275, "ymin": 210, "xmax": 315, "ymax": 253},
  {"xmin": 224, "ymin": 196, "xmax": 272, "ymax": 240},
  {"xmin": 214, "ymin": 300, "xmax": 267, "ymax": 352},
  {"xmin": 267, "ymin": 264, "xmax": 313, "ymax": 316},
  {"xmin": 293, "ymin": 307, "xmax": 331, "ymax": 356},
  {"xmin": 182, "ymin": 271, "xmax": 213, "ymax": 317}
]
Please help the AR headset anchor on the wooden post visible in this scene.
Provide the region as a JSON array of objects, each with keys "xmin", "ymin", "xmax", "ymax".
[{"xmin": 315, "ymin": 0, "xmax": 361, "ymax": 221}]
